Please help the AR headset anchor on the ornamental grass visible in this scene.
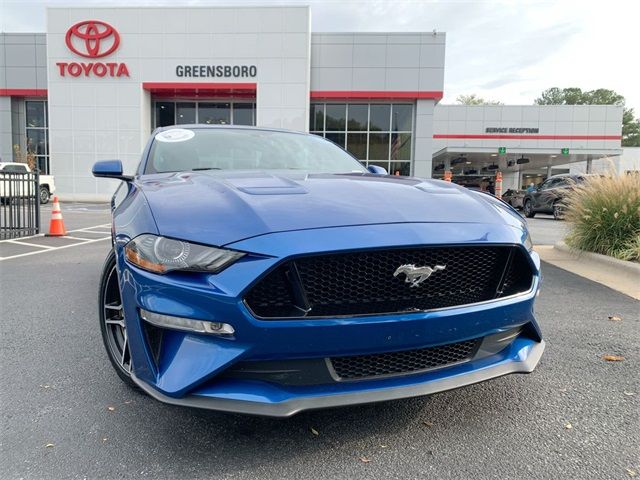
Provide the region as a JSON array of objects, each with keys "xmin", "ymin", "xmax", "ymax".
[{"xmin": 563, "ymin": 171, "xmax": 640, "ymax": 262}]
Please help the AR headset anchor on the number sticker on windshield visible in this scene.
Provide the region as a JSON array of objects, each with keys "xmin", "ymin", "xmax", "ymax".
[{"xmin": 155, "ymin": 129, "xmax": 195, "ymax": 143}]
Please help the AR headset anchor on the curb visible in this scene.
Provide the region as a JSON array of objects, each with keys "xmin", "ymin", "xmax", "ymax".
[{"xmin": 554, "ymin": 241, "xmax": 640, "ymax": 277}]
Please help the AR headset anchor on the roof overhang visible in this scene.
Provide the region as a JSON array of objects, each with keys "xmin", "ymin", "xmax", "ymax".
[
  {"xmin": 432, "ymin": 146, "xmax": 623, "ymax": 173},
  {"xmin": 0, "ymin": 89, "xmax": 48, "ymax": 97},
  {"xmin": 142, "ymin": 82, "xmax": 257, "ymax": 99},
  {"xmin": 310, "ymin": 91, "xmax": 443, "ymax": 101}
]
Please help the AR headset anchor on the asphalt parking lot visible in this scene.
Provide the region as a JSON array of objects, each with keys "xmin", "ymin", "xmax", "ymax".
[
  {"xmin": 1, "ymin": 204, "xmax": 638, "ymax": 479},
  {"xmin": 526, "ymin": 215, "xmax": 569, "ymax": 246}
]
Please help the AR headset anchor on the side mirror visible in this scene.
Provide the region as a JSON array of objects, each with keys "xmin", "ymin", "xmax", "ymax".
[
  {"xmin": 92, "ymin": 160, "xmax": 133, "ymax": 181},
  {"xmin": 367, "ymin": 165, "xmax": 388, "ymax": 175}
]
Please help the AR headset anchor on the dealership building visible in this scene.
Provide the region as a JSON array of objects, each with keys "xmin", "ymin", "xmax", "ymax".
[{"xmin": 0, "ymin": 6, "xmax": 627, "ymax": 200}]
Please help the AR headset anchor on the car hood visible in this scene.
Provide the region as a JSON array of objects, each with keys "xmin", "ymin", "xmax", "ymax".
[{"xmin": 137, "ymin": 171, "xmax": 523, "ymax": 246}]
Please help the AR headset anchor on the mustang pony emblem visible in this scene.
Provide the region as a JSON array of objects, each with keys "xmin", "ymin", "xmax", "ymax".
[{"xmin": 393, "ymin": 264, "xmax": 446, "ymax": 287}]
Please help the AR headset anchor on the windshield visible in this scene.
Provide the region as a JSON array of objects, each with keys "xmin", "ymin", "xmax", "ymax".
[{"xmin": 144, "ymin": 128, "xmax": 367, "ymax": 175}]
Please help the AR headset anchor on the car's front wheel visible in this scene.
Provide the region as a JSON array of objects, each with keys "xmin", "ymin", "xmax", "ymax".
[
  {"xmin": 524, "ymin": 200, "xmax": 536, "ymax": 218},
  {"xmin": 553, "ymin": 201, "xmax": 564, "ymax": 221},
  {"xmin": 99, "ymin": 250, "xmax": 136, "ymax": 387}
]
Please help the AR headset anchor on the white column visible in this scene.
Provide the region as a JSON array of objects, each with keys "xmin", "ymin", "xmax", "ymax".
[
  {"xmin": 586, "ymin": 158, "xmax": 593, "ymax": 173},
  {"xmin": 413, "ymin": 99, "xmax": 435, "ymax": 178},
  {"xmin": 0, "ymin": 97, "xmax": 13, "ymax": 162},
  {"xmin": 502, "ymin": 171, "xmax": 520, "ymax": 190}
]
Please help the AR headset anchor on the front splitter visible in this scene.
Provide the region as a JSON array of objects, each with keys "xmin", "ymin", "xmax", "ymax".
[{"xmin": 131, "ymin": 339, "xmax": 545, "ymax": 417}]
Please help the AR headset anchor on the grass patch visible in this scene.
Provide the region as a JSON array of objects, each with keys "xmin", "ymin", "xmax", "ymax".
[{"xmin": 563, "ymin": 172, "xmax": 640, "ymax": 262}]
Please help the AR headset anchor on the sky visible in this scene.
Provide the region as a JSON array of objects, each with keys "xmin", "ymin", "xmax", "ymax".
[{"xmin": 1, "ymin": 0, "xmax": 638, "ymax": 112}]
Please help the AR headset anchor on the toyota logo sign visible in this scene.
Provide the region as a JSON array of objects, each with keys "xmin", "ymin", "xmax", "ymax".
[
  {"xmin": 65, "ymin": 20, "xmax": 120, "ymax": 58},
  {"xmin": 57, "ymin": 20, "xmax": 129, "ymax": 78}
]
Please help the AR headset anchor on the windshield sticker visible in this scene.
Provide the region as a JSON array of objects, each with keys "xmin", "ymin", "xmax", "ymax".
[{"xmin": 155, "ymin": 129, "xmax": 195, "ymax": 143}]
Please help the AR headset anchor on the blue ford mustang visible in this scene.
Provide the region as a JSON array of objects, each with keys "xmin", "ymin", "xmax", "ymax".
[{"xmin": 93, "ymin": 125, "xmax": 544, "ymax": 417}]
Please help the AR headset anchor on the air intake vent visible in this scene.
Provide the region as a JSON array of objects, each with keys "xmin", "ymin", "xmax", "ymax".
[{"xmin": 330, "ymin": 339, "xmax": 480, "ymax": 380}]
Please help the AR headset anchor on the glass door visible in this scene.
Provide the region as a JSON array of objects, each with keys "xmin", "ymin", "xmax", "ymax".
[{"xmin": 153, "ymin": 101, "xmax": 256, "ymax": 128}]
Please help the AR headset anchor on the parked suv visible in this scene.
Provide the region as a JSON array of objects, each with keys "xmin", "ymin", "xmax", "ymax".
[{"xmin": 523, "ymin": 174, "xmax": 587, "ymax": 220}]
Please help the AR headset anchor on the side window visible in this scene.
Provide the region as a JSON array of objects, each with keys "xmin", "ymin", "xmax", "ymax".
[{"xmin": 539, "ymin": 179, "xmax": 554, "ymax": 190}]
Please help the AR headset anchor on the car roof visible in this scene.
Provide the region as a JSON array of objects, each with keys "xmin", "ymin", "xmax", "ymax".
[
  {"xmin": 152, "ymin": 124, "xmax": 310, "ymax": 137},
  {"xmin": 547, "ymin": 173, "xmax": 589, "ymax": 179}
]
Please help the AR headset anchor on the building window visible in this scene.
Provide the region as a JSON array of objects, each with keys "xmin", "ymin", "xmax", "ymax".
[
  {"xmin": 153, "ymin": 101, "xmax": 256, "ymax": 128},
  {"xmin": 232, "ymin": 103, "xmax": 255, "ymax": 126},
  {"xmin": 25, "ymin": 100, "xmax": 49, "ymax": 174},
  {"xmin": 176, "ymin": 102, "xmax": 196, "ymax": 124},
  {"xmin": 310, "ymin": 103, "xmax": 413, "ymax": 175}
]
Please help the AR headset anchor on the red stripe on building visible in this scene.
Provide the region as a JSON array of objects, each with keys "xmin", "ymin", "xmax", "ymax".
[
  {"xmin": 310, "ymin": 91, "xmax": 444, "ymax": 100},
  {"xmin": 0, "ymin": 89, "xmax": 48, "ymax": 97},
  {"xmin": 433, "ymin": 134, "xmax": 621, "ymax": 140}
]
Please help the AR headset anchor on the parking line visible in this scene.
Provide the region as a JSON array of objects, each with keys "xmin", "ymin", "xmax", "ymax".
[
  {"xmin": 0, "ymin": 236, "xmax": 111, "ymax": 261},
  {"xmin": 4, "ymin": 239, "xmax": 55, "ymax": 249},
  {"xmin": 64, "ymin": 235, "xmax": 101, "ymax": 241},
  {"xmin": 68, "ymin": 223, "xmax": 111, "ymax": 233},
  {"xmin": 0, "ymin": 223, "xmax": 111, "ymax": 244},
  {"xmin": 71, "ymin": 228, "xmax": 112, "ymax": 234}
]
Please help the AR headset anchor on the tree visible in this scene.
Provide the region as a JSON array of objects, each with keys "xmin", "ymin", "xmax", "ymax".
[
  {"xmin": 456, "ymin": 94, "xmax": 503, "ymax": 105},
  {"xmin": 535, "ymin": 87, "xmax": 640, "ymax": 146},
  {"xmin": 622, "ymin": 109, "xmax": 640, "ymax": 146}
]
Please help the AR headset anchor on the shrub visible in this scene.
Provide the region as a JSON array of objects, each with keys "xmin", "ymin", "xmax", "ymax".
[
  {"xmin": 618, "ymin": 234, "xmax": 640, "ymax": 262},
  {"xmin": 563, "ymin": 172, "xmax": 640, "ymax": 262}
]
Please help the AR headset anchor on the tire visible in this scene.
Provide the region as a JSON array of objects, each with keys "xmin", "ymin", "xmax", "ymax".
[
  {"xmin": 39, "ymin": 186, "xmax": 50, "ymax": 204},
  {"xmin": 524, "ymin": 200, "xmax": 536, "ymax": 218},
  {"xmin": 553, "ymin": 201, "xmax": 564, "ymax": 221},
  {"xmin": 99, "ymin": 250, "xmax": 137, "ymax": 388}
]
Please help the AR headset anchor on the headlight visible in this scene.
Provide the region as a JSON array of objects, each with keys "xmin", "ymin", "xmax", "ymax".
[{"xmin": 124, "ymin": 234, "xmax": 245, "ymax": 274}]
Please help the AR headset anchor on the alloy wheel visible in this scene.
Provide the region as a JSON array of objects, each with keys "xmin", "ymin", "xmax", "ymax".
[
  {"xmin": 553, "ymin": 202, "xmax": 563, "ymax": 220},
  {"xmin": 102, "ymin": 264, "xmax": 131, "ymax": 374},
  {"xmin": 39, "ymin": 188, "xmax": 49, "ymax": 204}
]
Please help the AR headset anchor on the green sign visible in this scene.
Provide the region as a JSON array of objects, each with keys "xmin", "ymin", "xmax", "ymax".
[
  {"xmin": 498, "ymin": 147, "xmax": 506, "ymax": 154},
  {"xmin": 561, "ymin": 148, "xmax": 570, "ymax": 155}
]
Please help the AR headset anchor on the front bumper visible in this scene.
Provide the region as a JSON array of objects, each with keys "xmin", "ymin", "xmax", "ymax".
[
  {"xmin": 131, "ymin": 338, "xmax": 544, "ymax": 417},
  {"xmin": 115, "ymin": 222, "xmax": 543, "ymax": 416}
]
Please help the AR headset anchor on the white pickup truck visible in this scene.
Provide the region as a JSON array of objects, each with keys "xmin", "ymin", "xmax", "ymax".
[{"xmin": 0, "ymin": 162, "xmax": 56, "ymax": 204}]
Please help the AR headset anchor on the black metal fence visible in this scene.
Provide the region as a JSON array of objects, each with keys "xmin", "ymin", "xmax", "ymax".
[{"xmin": 0, "ymin": 170, "xmax": 41, "ymax": 239}]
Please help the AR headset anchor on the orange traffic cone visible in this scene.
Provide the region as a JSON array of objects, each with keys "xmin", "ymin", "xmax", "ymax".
[
  {"xmin": 46, "ymin": 196, "xmax": 67, "ymax": 237},
  {"xmin": 495, "ymin": 171, "xmax": 503, "ymax": 199}
]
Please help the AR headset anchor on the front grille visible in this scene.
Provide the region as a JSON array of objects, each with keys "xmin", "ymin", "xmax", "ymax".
[
  {"xmin": 500, "ymin": 248, "xmax": 534, "ymax": 297},
  {"xmin": 244, "ymin": 245, "xmax": 534, "ymax": 319},
  {"xmin": 330, "ymin": 339, "xmax": 480, "ymax": 380}
]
